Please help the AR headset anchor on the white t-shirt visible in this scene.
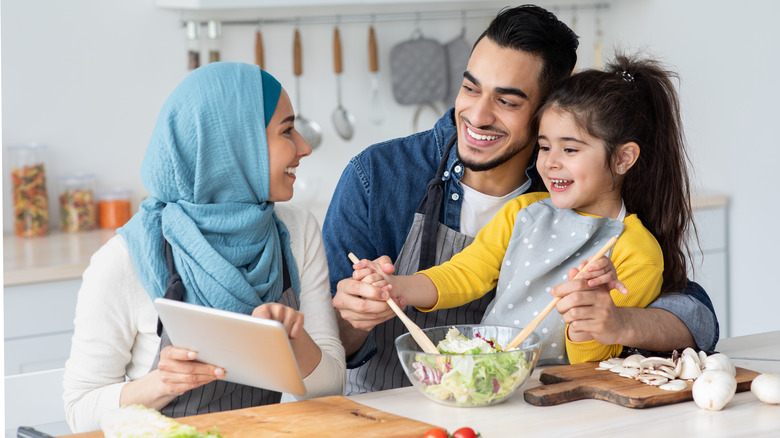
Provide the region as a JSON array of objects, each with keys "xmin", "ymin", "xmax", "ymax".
[{"xmin": 459, "ymin": 182, "xmax": 528, "ymax": 237}]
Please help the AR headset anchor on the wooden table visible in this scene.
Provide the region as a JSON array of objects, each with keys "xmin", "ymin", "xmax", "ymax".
[{"xmin": 60, "ymin": 331, "xmax": 780, "ymax": 437}]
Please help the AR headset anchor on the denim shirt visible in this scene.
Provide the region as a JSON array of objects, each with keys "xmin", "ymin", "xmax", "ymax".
[
  {"xmin": 323, "ymin": 109, "xmax": 463, "ymax": 298},
  {"xmin": 323, "ymin": 109, "xmax": 719, "ymax": 369}
]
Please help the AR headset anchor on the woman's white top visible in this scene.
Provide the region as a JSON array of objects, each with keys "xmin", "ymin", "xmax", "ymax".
[{"xmin": 63, "ymin": 204, "xmax": 345, "ymax": 432}]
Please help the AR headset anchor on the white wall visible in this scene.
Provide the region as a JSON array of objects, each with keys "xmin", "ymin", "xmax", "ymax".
[
  {"xmin": 2, "ymin": 0, "xmax": 778, "ymax": 337},
  {"xmin": 607, "ymin": 0, "xmax": 780, "ymax": 338}
]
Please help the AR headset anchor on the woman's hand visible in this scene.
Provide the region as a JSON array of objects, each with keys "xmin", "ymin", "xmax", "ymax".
[
  {"xmin": 156, "ymin": 346, "xmax": 226, "ymax": 396},
  {"xmin": 252, "ymin": 302, "xmax": 305, "ymax": 339},
  {"xmin": 253, "ymin": 303, "xmax": 322, "ymax": 378}
]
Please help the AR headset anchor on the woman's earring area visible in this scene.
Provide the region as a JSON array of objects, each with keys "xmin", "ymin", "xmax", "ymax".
[{"xmin": 618, "ymin": 167, "xmax": 624, "ymax": 173}]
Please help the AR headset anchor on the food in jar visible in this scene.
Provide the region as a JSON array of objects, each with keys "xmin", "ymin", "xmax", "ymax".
[
  {"xmin": 60, "ymin": 188, "xmax": 96, "ymax": 232},
  {"xmin": 12, "ymin": 163, "xmax": 49, "ymax": 237}
]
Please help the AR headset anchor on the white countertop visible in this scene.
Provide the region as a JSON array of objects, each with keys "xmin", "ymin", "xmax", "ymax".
[
  {"xmin": 3, "ymin": 229, "xmax": 116, "ymax": 286},
  {"xmin": 349, "ymin": 330, "xmax": 780, "ymax": 437}
]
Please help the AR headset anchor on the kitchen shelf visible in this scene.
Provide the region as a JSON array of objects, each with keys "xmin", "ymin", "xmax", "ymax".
[{"xmin": 156, "ymin": 0, "xmax": 497, "ymax": 9}]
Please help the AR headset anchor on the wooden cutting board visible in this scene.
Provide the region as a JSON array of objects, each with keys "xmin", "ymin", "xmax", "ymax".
[
  {"xmin": 524, "ymin": 362, "xmax": 759, "ymax": 408},
  {"xmin": 64, "ymin": 396, "xmax": 437, "ymax": 438}
]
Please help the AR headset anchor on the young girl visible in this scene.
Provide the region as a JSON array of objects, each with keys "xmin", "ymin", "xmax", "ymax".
[{"xmin": 357, "ymin": 53, "xmax": 695, "ymax": 365}]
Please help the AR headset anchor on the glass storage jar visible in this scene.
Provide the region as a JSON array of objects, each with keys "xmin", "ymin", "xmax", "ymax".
[
  {"xmin": 57, "ymin": 173, "xmax": 96, "ymax": 232},
  {"xmin": 7, "ymin": 143, "xmax": 50, "ymax": 237},
  {"xmin": 96, "ymin": 188, "xmax": 132, "ymax": 229}
]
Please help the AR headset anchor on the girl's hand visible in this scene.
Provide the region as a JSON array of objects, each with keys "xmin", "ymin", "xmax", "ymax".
[
  {"xmin": 156, "ymin": 345, "xmax": 225, "ymax": 396},
  {"xmin": 351, "ymin": 256, "xmax": 402, "ymax": 303},
  {"xmin": 352, "ymin": 255, "xmax": 395, "ymax": 287},
  {"xmin": 252, "ymin": 303, "xmax": 305, "ymax": 339},
  {"xmin": 574, "ymin": 256, "xmax": 628, "ymax": 295}
]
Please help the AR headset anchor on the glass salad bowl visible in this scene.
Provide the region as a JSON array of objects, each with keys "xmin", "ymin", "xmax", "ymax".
[{"xmin": 395, "ymin": 324, "xmax": 541, "ymax": 407}]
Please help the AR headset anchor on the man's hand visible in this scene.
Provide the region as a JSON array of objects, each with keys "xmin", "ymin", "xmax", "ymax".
[
  {"xmin": 332, "ymin": 255, "xmax": 402, "ymax": 332},
  {"xmin": 552, "ymin": 256, "xmax": 629, "ymax": 345}
]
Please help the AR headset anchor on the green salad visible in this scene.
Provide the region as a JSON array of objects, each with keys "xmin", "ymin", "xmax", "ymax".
[
  {"xmin": 412, "ymin": 327, "xmax": 531, "ymax": 406},
  {"xmin": 101, "ymin": 404, "xmax": 223, "ymax": 438}
]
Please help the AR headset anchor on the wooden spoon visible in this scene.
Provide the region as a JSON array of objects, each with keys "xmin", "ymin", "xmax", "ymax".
[
  {"xmin": 347, "ymin": 253, "xmax": 439, "ymax": 354},
  {"xmin": 503, "ymin": 236, "xmax": 619, "ymax": 351}
]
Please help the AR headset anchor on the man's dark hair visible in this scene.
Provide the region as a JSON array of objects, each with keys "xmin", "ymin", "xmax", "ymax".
[{"xmin": 474, "ymin": 5, "xmax": 579, "ymax": 97}]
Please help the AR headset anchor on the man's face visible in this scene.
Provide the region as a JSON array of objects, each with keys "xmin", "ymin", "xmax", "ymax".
[{"xmin": 454, "ymin": 38, "xmax": 544, "ymax": 172}]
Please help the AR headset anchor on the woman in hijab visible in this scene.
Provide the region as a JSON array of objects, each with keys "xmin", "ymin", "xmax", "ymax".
[{"xmin": 63, "ymin": 63, "xmax": 345, "ymax": 432}]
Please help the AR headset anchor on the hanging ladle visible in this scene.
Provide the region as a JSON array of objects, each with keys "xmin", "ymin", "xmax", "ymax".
[
  {"xmin": 332, "ymin": 25, "xmax": 355, "ymax": 141},
  {"xmin": 293, "ymin": 28, "xmax": 322, "ymax": 149}
]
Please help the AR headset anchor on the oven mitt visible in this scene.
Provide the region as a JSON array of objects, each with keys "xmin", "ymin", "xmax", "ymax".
[
  {"xmin": 389, "ymin": 37, "xmax": 448, "ymax": 105},
  {"xmin": 443, "ymin": 35, "xmax": 471, "ymax": 108}
]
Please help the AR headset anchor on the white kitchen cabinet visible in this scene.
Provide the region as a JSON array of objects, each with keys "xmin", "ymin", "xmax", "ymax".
[
  {"xmin": 688, "ymin": 197, "xmax": 730, "ymax": 338},
  {"xmin": 4, "ymin": 279, "xmax": 81, "ymax": 375},
  {"xmin": 3, "ymin": 230, "xmax": 114, "ymax": 376}
]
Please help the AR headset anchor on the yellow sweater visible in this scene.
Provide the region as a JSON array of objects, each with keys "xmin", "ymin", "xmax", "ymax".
[{"xmin": 419, "ymin": 192, "xmax": 663, "ymax": 363}]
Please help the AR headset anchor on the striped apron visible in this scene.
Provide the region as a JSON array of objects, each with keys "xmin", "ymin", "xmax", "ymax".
[
  {"xmin": 151, "ymin": 239, "xmax": 298, "ymax": 417},
  {"xmin": 344, "ymin": 135, "xmax": 495, "ymax": 395}
]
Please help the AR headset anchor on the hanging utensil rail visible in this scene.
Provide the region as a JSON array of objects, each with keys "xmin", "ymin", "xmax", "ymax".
[{"xmin": 177, "ymin": 3, "xmax": 609, "ymax": 28}]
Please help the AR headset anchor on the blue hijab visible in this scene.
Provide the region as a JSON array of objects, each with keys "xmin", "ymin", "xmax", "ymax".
[{"xmin": 118, "ymin": 62, "xmax": 300, "ymax": 314}]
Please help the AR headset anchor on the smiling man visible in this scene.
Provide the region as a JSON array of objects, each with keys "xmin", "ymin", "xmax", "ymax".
[{"xmin": 322, "ymin": 5, "xmax": 719, "ymax": 395}]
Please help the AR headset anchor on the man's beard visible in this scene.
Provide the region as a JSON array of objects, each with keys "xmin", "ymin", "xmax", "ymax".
[{"xmin": 457, "ymin": 137, "xmax": 533, "ymax": 172}]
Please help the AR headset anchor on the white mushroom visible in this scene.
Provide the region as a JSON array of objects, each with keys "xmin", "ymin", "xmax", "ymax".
[
  {"xmin": 678, "ymin": 354, "xmax": 702, "ymax": 380},
  {"xmin": 619, "ymin": 367, "xmax": 641, "ymax": 378},
  {"xmin": 597, "ymin": 357, "xmax": 624, "ymax": 370},
  {"xmin": 622, "ymin": 354, "xmax": 645, "ymax": 368},
  {"xmin": 751, "ymin": 373, "xmax": 780, "ymax": 404},
  {"xmin": 692, "ymin": 370, "xmax": 737, "ymax": 411},
  {"xmin": 703, "ymin": 353, "xmax": 736, "ymax": 377},
  {"xmin": 640, "ymin": 357, "xmax": 676, "ymax": 368},
  {"xmin": 681, "ymin": 347, "xmax": 702, "ymax": 367},
  {"xmin": 659, "ymin": 379, "xmax": 688, "ymax": 391}
]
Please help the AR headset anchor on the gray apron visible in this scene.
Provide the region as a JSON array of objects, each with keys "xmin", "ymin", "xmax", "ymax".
[
  {"xmin": 482, "ymin": 198, "xmax": 625, "ymax": 365},
  {"xmin": 344, "ymin": 135, "xmax": 496, "ymax": 395},
  {"xmin": 151, "ymin": 239, "xmax": 298, "ymax": 417}
]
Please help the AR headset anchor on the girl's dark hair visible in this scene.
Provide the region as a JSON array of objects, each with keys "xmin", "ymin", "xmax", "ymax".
[
  {"xmin": 475, "ymin": 5, "xmax": 579, "ymax": 98},
  {"xmin": 537, "ymin": 53, "xmax": 696, "ymax": 293}
]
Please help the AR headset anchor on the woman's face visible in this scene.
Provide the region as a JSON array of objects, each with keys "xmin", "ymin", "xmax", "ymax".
[{"xmin": 266, "ymin": 89, "xmax": 312, "ymax": 203}]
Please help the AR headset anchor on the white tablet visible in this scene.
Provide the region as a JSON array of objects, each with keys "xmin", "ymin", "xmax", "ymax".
[{"xmin": 154, "ymin": 298, "xmax": 306, "ymax": 396}]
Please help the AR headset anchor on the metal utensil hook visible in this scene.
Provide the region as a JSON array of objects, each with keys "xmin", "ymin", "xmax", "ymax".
[
  {"xmin": 459, "ymin": 10, "xmax": 467, "ymax": 39},
  {"xmin": 411, "ymin": 12, "xmax": 423, "ymax": 39}
]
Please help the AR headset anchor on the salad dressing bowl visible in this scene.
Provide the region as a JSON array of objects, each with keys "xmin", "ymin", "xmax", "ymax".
[{"xmin": 396, "ymin": 325, "xmax": 542, "ymax": 407}]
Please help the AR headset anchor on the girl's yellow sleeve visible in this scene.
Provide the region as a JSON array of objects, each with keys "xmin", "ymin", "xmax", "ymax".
[
  {"xmin": 418, "ymin": 192, "xmax": 550, "ymax": 311},
  {"xmin": 565, "ymin": 215, "xmax": 664, "ymax": 363}
]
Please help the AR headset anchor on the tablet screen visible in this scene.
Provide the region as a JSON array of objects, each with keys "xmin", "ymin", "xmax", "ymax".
[{"xmin": 154, "ymin": 298, "xmax": 306, "ymax": 396}]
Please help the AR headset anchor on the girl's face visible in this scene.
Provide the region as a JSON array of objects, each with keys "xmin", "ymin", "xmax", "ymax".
[
  {"xmin": 266, "ymin": 89, "xmax": 312, "ymax": 203},
  {"xmin": 536, "ymin": 108, "xmax": 624, "ymax": 218}
]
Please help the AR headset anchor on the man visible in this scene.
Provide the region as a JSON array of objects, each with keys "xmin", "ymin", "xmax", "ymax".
[{"xmin": 322, "ymin": 5, "xmax": 718, "ymax": 395}]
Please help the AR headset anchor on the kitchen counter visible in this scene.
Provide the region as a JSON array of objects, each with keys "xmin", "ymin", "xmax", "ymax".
[
  {"xmin": 3, "ymin": 229, "xmax": 116, "ymax": 286},
  {"xmin": 349, "ymin": 330, "xmax": 780, "ymax": 437},
  {"xmin": 60, "ymin": 330, "xmax": 780, "ymax": 438}
]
